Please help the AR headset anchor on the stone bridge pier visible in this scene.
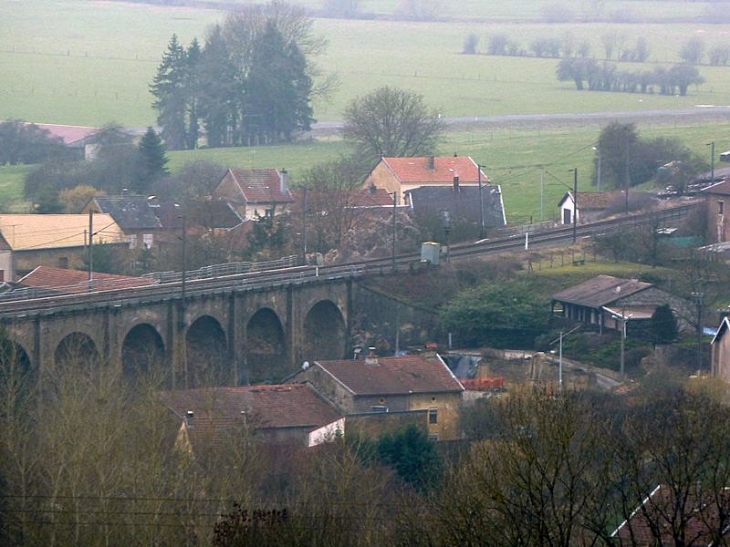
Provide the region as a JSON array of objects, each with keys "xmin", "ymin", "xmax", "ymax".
[{"xmin": 1, "ymin": 278, "xmax": 353, "ymax": 388}]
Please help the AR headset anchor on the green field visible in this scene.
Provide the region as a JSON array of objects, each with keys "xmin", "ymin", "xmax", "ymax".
[
  {"xmin": 3, "ymin": 1, "xmax": 730, "ymax": 125},
  {"xmin": 3, "ymin": 0, "xmax": 730, "ymax": 221}
]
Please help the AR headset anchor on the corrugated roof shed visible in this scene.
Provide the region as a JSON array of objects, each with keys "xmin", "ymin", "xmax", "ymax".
[{"xmin": 552, "ymin": 275, "xmax": 652, "ymax": 308}]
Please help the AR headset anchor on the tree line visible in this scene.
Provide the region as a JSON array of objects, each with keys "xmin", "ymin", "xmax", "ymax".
[
  {"xmin": 150, "ymin": 1, "xmax": 324, "ymax": 150},
  {"xmin": 556, "ymin": 58, "xmax": 704, "ymax": 96},
  {"xmin": 2, "ymin": 340, "xmax": 730, "ymax": 546}
]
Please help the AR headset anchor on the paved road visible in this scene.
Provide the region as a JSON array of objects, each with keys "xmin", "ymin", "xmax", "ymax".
[{"xmin": 309, "ymin": 105, "xmax": 730, "ymax": 135}]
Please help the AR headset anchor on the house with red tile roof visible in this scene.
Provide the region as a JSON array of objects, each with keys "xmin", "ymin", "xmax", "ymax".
[
  {"xmin": 292, "ymin": 352, "xmax": 464, "ymax": 441},
  {"xmin": 16, "ymin": 265, "xmax": 156, "ymax": 296},
  {"xmin": 362, "ymin": 156, "xmax": 487, "ymax": 205},
  {"xmin": 557, "ymin": 191, "xmax": 626, "ymax": 225},
  {"xmin": 159, "ymin": 384, "xmax": 344, "ymax": 451},
  {"xmin": 212, "ymin": 168, "xmax": 294, "ymax": 220}
]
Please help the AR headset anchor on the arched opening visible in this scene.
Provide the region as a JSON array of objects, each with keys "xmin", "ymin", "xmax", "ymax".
[
  {"xmin": 246, "ymin": 308, "xmax": 287, "ymax": 383},
  {"xmin": 122, "ymin": 324, "xmax": 166, "ymax": 387},
  {"xmin": 303, "ymin": 300, "xmax": 347, "ymax": 362},
  {"xmin": 0, "ymin": 337, "xmax": 34, "ymax": 401},
  {"xmin": 55, "ymin": 332, "xmax": 100, "ymax": 370},
  {"xmin": 186, "ymin": 316, "xmax": 228, "ymax": 388}
]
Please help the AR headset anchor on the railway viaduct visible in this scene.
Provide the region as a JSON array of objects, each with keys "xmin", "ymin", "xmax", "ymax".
[{"xmin": 0, "ymin": 269, "xmax": 355, "ymax": 388}]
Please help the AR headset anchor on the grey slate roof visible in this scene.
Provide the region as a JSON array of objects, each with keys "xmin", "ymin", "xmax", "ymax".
[
  {"xmin": 551, "ymin": 275, "xmax": 652, "ymax": 308},
  {"xmin": 406, "ymin": 185, "xmax": 506, "ymax": 227},
  {"xmin": 93, "ymin": 196, "xmax": 161, "ymax": 230}
]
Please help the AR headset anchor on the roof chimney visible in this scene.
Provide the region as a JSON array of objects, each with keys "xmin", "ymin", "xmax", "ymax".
[
  {"xmin": 427, "ymin": 156, "xmax": 435, "ymax": 170},
  {"xmin": 453, "ymin": 175, "xmax": 460, "ymax": 192},
  {"xmin": 364, "ymin": 346, "xmax": 379, "ymax": 366},
  {"xmin": 185, "ymin": 410, "xmax": 194, "ymax": 428},
  {"xmin": 369, "ymin": 183, "xmax": 377, "ymax": 194},
  {"xmin": 279, "ymin": 169, "xmax": 289, "ymax": 194}
]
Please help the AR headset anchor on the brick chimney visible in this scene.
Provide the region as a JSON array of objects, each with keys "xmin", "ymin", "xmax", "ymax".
[
  {"xmin": 427, "ymin": 156, "xmax": 435, "ymax": 170},
  {"xmin": 453, "ymin": 175, "xmax": 460, "ymax": 192},
  {"xmin": 364, "ymin": 346, "xmax": 379, "ymax": 366},
  {"xmin": 279, "ymin": 169, "xmax": 289, "ymax": 194}
]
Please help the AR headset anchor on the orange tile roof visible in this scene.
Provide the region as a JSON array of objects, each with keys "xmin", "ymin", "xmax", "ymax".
[
  {"xmin": 18, "ymin": 266, "xmax": 156, "ymax": 294},
  {"xmin": 0, "ymin": 214, "xmax": 126, "ymax": 250},
  {"xmin": 314, "ymin": 354, "xmax": 464, "ymax": 396},
  {"xmin": 381, "ymin": 156, "xmax": 486, "ymax": 184}
]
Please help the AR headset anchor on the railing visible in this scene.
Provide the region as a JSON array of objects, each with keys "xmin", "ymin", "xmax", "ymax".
[{"xmin": 142, "ymin": 255, "xmax": 299, "ymax": 283}]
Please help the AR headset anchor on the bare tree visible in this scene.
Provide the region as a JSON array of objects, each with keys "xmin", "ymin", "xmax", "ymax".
[
  {"xmin": 343, "ymin": 86, "xmax": 444, "ymax": 162},
  {"xmin": 438, "ymin": 391, "xmax": 616, "ymax": 546}
]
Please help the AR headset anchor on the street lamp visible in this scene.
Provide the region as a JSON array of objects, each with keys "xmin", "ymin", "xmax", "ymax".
[
  {"xmin": 707, "ymin": 141, "xmax": 715, "ymax": 184},
  {"xmin": 569, "ymin": 168, "xmax": 578, "ymax": 243},
  {"xmin": 592, "ymin": 146, "xmax": 602, "ymax": 192},
  {"xmin": 391, "ymin": 191, "xmax": 397, "ymax": 272},
  {"xmin": 440, "ymin": 210, "xmax": 452, "ymax": 262}
]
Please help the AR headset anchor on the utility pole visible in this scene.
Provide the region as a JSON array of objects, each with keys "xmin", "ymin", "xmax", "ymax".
[
  {"xmin": 625, "ymin": 131, "xmax": 631, "ymax": 214},
  {"xmin": 302, "ymin": 186, "xmax": 308, "ymax": 263},
  {"xmin": 708, "ymin": 141, "xmax": 715, "ymax": 184},
  {"xmin": 478, "ymin": 164, "xmax": 485, "ymax": 239},
  {"xmin": 571, "ymin": 168, "xmax": 578, "ymax": 243},
  {"xmin": 87, "ymin": 209, "xmax": 93, "ymax": 291},
  {"xmin": 391, "ymin": 191, "xmax": 397, "ymax": 272},
  {"xmin": 540, "ymin": 169, "xmax": 545, "ymax": 222}
]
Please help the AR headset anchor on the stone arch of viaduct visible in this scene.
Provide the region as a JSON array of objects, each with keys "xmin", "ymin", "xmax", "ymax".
[{"xmin": 2, "ymin": 279, "xmax": 352, "ymax": 388}]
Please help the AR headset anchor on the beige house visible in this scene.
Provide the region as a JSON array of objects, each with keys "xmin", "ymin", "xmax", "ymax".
[
  {"xmin": 701, "ymin": 179, "xmax": 730, "ymax": 244},
  {"xmin": 362, "ymin": 156, "xmax": 487, "ymax": 205},
  {"xmin": 712, "ymin": 316, "xmax": 730, "ymax": 383},
  {"xmin": 0, "ymin": 214, "xmax": 126, "ymax": 281},
  {"xmin": 211, "ymin": 168, "xmax": 294, "ymax": 220},
  {"xmin": 293, "ymin": 352, "xmax": 464, "ymax": 441}
]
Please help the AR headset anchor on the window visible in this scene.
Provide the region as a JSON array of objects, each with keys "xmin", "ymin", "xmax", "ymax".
[
  {"xmin": 428, "ymin": 434, "xmax": 439, "ymax": 441},
  {"xmin": 428, "ymin": 408, "xmax": 438, "ymax": 424},
  {"xmin": 128, "ymin": 234, "xmax": 137, "ymax": 249},
  {"xmin": 371, "ymin": 405, "xmax": 388, "ymax": 413},
  {"xmin": 58, "ymin": 257, "xmax": 68, "ymax": 269},
  {"xmin": 142, "ymin": 233, "xmax": 154, "ymax": 248},
  {"xmin": 719, "ymin": 201, "xmax": 725, "ymax": 215}
]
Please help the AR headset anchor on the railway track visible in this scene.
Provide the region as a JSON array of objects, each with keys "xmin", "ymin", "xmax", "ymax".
[{"xmin": 0, "ymin": 201, "xmax": 700, "ymax": 319}]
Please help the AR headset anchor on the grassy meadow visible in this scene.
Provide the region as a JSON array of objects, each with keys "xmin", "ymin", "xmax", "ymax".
[{"xmin": 2, "ymin": 0, "xmax": 730, "ymax": 220}]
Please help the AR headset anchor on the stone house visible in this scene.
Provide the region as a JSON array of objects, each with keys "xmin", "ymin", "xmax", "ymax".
[
  {"xmin": 292, "ymin": 352, "xmax": 464, "ymax": 441},
  {"xmin": 712, "ymin": 316, "xmax": 730, "ymax": 383},
  {"xmin": 701, "ymin": 179, "xmax": 730, "ymax": 244}
]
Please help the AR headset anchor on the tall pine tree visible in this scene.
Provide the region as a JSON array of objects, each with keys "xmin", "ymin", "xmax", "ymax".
[
  {"xmin": 134, "ymin": 127, "xmax": 169, "ymax": 194},
  {"xmin": 150, "ymin": 35, "xmax": 190, "ymax": 151},
  {"xmin": 198, "ymin": 25, "xmax": 242, "ymax": 148},
  {"xmin": 244, "ymin": 20, "xmax": 313, "ymax": 144}
]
